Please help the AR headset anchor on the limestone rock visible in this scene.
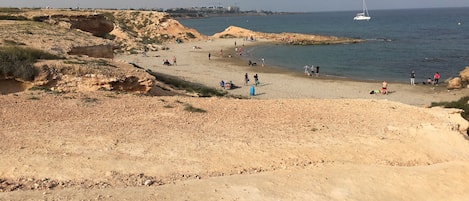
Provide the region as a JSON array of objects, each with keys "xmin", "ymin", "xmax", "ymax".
[
  {"xmin": 459, "ymin": 66, "xmax": 469, "ymax": 82},
  {"xmin": 447, "ymin": 77, "xmax": 462, "ymax": 90}
]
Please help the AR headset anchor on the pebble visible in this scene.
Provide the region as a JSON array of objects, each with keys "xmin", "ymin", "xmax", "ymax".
[{"xmin": 144, "ymin": 180, "xmax": 153, "ymax": 186}]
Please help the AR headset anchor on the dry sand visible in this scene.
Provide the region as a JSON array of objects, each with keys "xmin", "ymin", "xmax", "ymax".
[
  {"xmin": 118, "ymin": 38, "xmax": 468, "ymax": 106},
  {"xmin": 2, "ymin": 38, "xmax": 469, "ymax": 200}
]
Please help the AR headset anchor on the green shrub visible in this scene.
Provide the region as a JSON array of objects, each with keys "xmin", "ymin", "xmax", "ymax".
[
  {"xmin": 219, "ymin": 34, "xmax": 236, "ymax": 38},
  {"xmin": 186, "ymin": 32, "xmax": 196, "ymax": 39},
  {"xmin": 0, "ymin": 15, "xmax": 28, "ymax": 21},
  {"xmin": 0, "ymin": 46, "xmax": 62, "ymax": 81}
]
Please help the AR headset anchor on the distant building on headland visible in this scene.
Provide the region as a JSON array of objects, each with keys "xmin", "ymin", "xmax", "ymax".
[
  {"xmin": 165, "ymin": 5, "xmax": 280, "ymax": 18},
  {"xmin": 166, "ymin": 5, "xmax": 240, "ymax": 14}
]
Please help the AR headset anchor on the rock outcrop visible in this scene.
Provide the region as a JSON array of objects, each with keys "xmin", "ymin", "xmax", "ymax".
[
  {"xmin": 447, "ymin": 77, "xmax": 462, "ymax": 89},
  {"xmin": 32, "ymin": 59, "xmax": 179, "ymax": 96},
  {"xmin": 34, "ymin": 14, "xmax": 114, "ymax": 37},
  {"xmin": 212, "ymin": 26, "xmax": 363, "ymax": 45},
  {"xmin": 68, "ymin": 45, "xmax": 118, "ymax": 59}
]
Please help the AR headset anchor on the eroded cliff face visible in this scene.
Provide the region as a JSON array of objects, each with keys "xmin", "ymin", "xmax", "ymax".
[
  {"xmin": 0, "ymin": 8, "xmax": 205, "ymax": 95},
  {"xmin": 106, "ymin": 10, "xmax": 204, "ymax": 51},
  {"xmin": 31, "ymin": 59, "xmax": 180, "ymax": 96},
  {"xmin": 33, "ymin": 13, "xmax": 114, "ymax": 37}
]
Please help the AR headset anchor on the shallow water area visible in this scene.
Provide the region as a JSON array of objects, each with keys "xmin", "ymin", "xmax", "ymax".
[{"xmin": 0, "ymin": 78, "xmax": 30, "ymax": 95}]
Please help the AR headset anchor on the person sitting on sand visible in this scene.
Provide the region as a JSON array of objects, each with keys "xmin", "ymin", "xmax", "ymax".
[
  {"xmin": 426, "ymin": 78, "xmax": 433, "ymax": 85},
  {"xmin": 220, "ymin": 80, "xmax": 225, "ymax": 88},
  {"xmin": 163, "ymin": 59, "xmax": 171, "ymax": 66},
  {"xmin": 381, "ymin": 81, "xmax": 388, "ymax": 95}
]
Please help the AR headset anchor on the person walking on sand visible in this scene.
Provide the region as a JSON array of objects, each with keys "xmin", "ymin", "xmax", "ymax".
[
  {"xmin": 410, "ymin": 70, "xmax": 415, "ymax": 85},
  {"xmin": 433, "ymin": 72, "xmax": 440, "ymax": 85},
  {"xmin": 244, "ymin": 73, "xmax": 249, "ymax": 86},
  {"xmin": 254, "ymin": 74, "xmax": 259, "ymax": 86},
  {"xmin": 172, "ymin": 56, "xmax": 177, "ymax": 66},
  {"xmin": 315, "ymin": 66, "xmax": 320, "ymax": 77},
  {"xmin": 261, "ymin": 58, "xmax": 265, "ymax": 67},
  {"xmin": 381, "ymin": 81, "xmax": 388, "ymax": 95},
  {"xmin": 208, "ymin": 53, "xmax": 211, "ymax": 60}
]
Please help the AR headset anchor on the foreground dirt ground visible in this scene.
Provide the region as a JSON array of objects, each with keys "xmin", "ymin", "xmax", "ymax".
[{"xmin": 1, "ymin": 91, "xmax": 469, "ymax": 200}]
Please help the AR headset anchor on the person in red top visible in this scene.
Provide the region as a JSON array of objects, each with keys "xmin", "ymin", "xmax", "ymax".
[{"xmin": 433, "ymin": 72, "xmax": 440, "ymax": 85}]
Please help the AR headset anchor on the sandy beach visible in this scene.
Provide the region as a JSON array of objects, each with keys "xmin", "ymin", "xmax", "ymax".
[
  {"xmin": 118, "ymin": 38, "xmax": 468, "ymax": 106},
  {"xmin": 3, "ymin": 8, "xmax": 469, "ymax": 200}
]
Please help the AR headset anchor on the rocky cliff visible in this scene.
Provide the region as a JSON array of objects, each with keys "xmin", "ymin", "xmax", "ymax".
[
  {"xmin": 212, "ymin": 26, "xmax": 363, "ymax": 45},
  {"xmin": 0, "ymin": 8, "xmax": 205, "ymax": 95}
]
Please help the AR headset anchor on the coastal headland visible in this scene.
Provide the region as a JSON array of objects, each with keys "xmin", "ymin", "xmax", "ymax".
[{"xmin": 1, "ymin": 8, "xmax": 469, "ymax": 200}]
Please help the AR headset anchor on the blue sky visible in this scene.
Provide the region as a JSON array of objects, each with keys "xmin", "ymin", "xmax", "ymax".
[{"xmin": 1, "ymin": 0, "xmax": 469, "ymax": 12}]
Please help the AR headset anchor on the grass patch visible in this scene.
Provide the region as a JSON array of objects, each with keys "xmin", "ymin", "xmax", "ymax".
[
  {"xmin": 27, "ymin": 96, "xmax": 40, "ymax": 100},
  {"xmin": 146, "ymin": 70, "xmax": 227, "ymax": 97},
  {"xmin": 82, "ymin": 97, "xmax": 98, "ymax": 103},
  {"xmin": 183, "ymin": 103, "xmax": 206, "ymax": 113},
  {"xmin": 0, "ymin": 15, "xmax": 28, "ymax": 21},
  {"xmin": 431, "ymin": 96, "xmax": 469, "ymax": 121},
  {"xmin": 29, "ymin": 86, "xmax": 51, "ymax": 91}
]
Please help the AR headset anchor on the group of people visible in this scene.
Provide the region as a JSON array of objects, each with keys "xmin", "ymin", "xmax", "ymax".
[
  {"xmin": 244, "ymin": 73, "xmax": 260, "ymax": 86},
  {"xmin": 162, "ymin": 56, "xmax": 177, "ymax": 66},
  {"xmin": 304, "ymin": 65, "xmax": 320, "ymax": 77},
  {"xmin": 410, "ymin": 71, "xmax": 440, "ymax": 86},
  {"xmin": 248, "ymin": 58, "xmax": 265, "ymax": 67}
]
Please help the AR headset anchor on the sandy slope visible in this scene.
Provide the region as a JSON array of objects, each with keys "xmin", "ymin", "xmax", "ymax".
[
  {"xmin": 1, "ymin": 91, "xmax": 469, "ymax": 200},
  {"xmin": 2, "ymin": 38, "xmax": 469, "ymax": 200}
]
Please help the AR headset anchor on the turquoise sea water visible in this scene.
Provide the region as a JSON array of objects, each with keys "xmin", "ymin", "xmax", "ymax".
[{"xmin": 180, "ymin": 8, "xmax": 469, "ymax": 82}]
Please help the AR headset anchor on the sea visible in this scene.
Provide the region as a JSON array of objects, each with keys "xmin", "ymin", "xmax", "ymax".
[{"xmin": 179, "ymin": 7, "xmax": 469, "ymax": 83}]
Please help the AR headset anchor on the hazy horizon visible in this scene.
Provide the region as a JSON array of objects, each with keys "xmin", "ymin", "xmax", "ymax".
[{"xmin": 1, "ymin": 0, "xmax": 469, "ymax": 12}]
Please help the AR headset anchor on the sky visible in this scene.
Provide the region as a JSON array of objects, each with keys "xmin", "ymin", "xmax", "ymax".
[{"xmin": 1, "ymin": 0, "xmax": 469, "ymax": 12}]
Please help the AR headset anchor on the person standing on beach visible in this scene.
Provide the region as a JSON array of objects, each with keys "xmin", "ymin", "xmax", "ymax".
[
  {"xmin": 254, "ymin": 74, "xmax": 259, "ymax": 86},
  {"xmin": 304, "ymin": 65, "xmax": 310, "ymax": 76},
  {"xmin": 410, "ymin": 70, "xmax": 415, "ymax": 85},
  {"xmin": 315, "ymin": 66, "xmax": 320, "ymax": 77},
  {"xmin": 433, "ymin": 72, "xmax": 440, "ymax": 85},
  {"xmin": 208, "ymin": 53, "xmax": 211, "ymax": 60},
  {"xmin": 261, "ymin": 58, "xmax": 265, "ymax": 67},
  {"xmin": 244, "ymin": 73, "xmax": 249, "ymax": 86},
  {"xmin": 173, "ymin": 56, "xmax": 177, "ymax": 66}
]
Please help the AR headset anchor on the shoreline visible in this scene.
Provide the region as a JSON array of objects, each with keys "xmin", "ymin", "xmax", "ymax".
[{"xmin": 117, "ymin": 38, "xmax": 468, "ymax": 106}]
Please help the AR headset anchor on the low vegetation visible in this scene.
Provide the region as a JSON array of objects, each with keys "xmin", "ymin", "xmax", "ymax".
[
  {"xmin": 0, "ymin": 46, "xmax": 62, "ymax": 81},
  {"xmin": 146, "ymin": 69, "xmax": 227, "ymax": 97},
  {"xmin": 183, "ymin": 103, "xmax": 206, "ymax": 113},
  {"xmin": 431, "ymin": 96, "xmax": 469, "ymax": 120}
]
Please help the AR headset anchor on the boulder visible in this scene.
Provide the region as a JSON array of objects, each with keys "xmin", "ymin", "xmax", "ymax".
[
  {"xmin": 447, "ymin": 77, "xmax": 462, "ymax": 90},
  {"xmin": 459, "ymin": 66, "xmax": 469, "ymax": 82}
]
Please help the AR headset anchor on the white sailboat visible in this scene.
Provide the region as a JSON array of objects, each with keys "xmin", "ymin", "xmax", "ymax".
[{"xmin": 353, "ymin": 0, "xmax": 371, "ymax": 21}]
